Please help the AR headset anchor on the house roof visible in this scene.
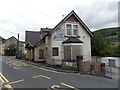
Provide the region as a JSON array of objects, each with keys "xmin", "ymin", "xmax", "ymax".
[
  {"xmin": 35, "ymin": 10, "xmax": 93, "ymax": 47},
  {"xmin": 0, "ymin": 36, "xmax": 6, "ymax": 43},
  {"xmin": 41, "ymin": 27, "xmax": 53, "ymax": 32},
  {"xmin": 25, "ymin": 31, "xmax": 40, "ymax": 47},
  {"xmin": 3, "ymin": 36, "xmax": 18, "ymax": 43},
  {"xmin": 0, "ymin": 36, "xmax": 24, "ymax": 47},
  {"xmin": 52, "ymin": 10, "xmax": 93, "ymax": 37},
  {"xmin": 62, "ymin": 37, "xmax": 83, "ymax": 43},
  {"xmin": 34, "ymin": 28, "xmax": 52, "ymax": 47}
]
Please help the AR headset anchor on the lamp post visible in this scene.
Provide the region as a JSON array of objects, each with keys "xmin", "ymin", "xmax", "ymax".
[{"xmin": 16, "ymin": 34, "xmax": 19, "ymax": 59}]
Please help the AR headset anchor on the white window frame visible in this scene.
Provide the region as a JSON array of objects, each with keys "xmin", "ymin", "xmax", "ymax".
[
  {"xmin": 66, "ymin": 24, "xmax": 72, "ymax": 36},
  {"xmin": 65, "ymin": 23, "xmax": 79, "ymax": 36},
  {"xmin": 73, "ymin": 24, "xmax": 78, "ymax": 36}
]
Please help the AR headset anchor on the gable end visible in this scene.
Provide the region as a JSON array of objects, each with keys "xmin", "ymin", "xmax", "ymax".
[{"xmin": 66, "ymin": 15, "xmax": 79, "ymax": 22}]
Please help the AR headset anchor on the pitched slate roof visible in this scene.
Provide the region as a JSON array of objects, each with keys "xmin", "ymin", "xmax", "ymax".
[
  {"xmin": 62, "ymin": 37, "xmax": 83, "ymax": 43},
  {"xmin": 40, "ymin": 27, "xmax": 52, "ymax": 39},
  {"xmin": 35, "ymin": 28, "xmax": 52, "ymax": 47},
  {"xmin": 25, "ymin": 31, "xmax": 40, "ymax": 47}
]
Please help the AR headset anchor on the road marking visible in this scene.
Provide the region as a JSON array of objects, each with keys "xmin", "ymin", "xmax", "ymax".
[
  {"xmin": 51, "ymin": 85, "xmax": 60, "ymax": 89},
  {"xmin": 32, "ymin": 75, "xmax": 51, "ymax": 80},
  {"xmin": 7, "ymin": 79, "xmax": 24, "ymax": 85},
  {"xmin": 3, "ymin": 57, "xmax": 79, "ymax": 75},
  {"xmin": 0, "ymin": 73, "xmax": 9, "ymax": 83},
  {"xmin": 0, "ymin": 73, "xmax": 14, "ymax": 90},
  {"xmin": 13, "ymin": 66, "xmax": 17, "ymax": 70},
  {"xmin": 61, "ymin": 83, "xmax": 78, "ymax": 90},
  {"xmin": 0, "ymin": 77, "xmax": 5, "ymax": 84},
  {"xmin": 30, "ymin": 65, "xmax": 79, "ymax": 75},
  {"xmin": 9, "ymin": 64, "xmax": 12, "ymax": 66},
  {"xmin": 5, "ymin": 85, "xmax": 14, "ymax": 90}
]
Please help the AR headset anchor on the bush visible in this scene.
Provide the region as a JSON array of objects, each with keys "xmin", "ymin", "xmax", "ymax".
[{"xmin": 4, "ymin": 44, "xmax": 17, "ymax": 56}]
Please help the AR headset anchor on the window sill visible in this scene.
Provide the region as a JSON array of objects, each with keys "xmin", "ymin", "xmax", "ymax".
[{"xmin": 65, "ymin": 35, "xmax": 80, "ymax": 38}]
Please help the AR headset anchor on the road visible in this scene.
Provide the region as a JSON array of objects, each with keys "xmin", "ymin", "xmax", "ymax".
[{"xmin": 0, "ymin": 56, "xmax": 119, "ymax": 89}]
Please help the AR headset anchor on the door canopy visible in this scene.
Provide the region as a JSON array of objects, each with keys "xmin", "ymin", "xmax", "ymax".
[{"xmin": 62, "ymin": 37, "xmax": 83, "ymax": 46}]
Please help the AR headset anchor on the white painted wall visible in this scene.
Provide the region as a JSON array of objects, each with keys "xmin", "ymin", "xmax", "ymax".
[
  {"xmin": 50, "ymin": 21, "xmax": 91, "ymax": 65},
  {"xmin": 34, "ymin": 42, "xmax": 45, "ymax": 62},
  {"xmin": 35, "ymin": 20, "xmax": 92, "ymax": 65}
]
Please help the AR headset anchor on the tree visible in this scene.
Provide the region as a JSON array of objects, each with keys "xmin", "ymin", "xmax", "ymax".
[
  {"xmin": 4, "ymin": 44, "xmax": 17, "ymax": 56},
  {"xmin": 91, "ymin": 34, "xmax": 107, "ymax": 56}
]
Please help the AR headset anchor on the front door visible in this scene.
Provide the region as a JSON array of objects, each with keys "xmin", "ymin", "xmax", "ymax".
[
  {"xmin": 39, "ymin": 49, "xmax": 44, "ymax": 59},
  {"xmin": 27, "ymin": 49, "xmax": 33, "ymax": 60},
  {"xmin": 64, "ymin": 46, "xmax": 71, "ymax": 60}
]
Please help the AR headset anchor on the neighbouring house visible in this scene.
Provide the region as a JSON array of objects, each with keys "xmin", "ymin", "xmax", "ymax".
[
  {"xmin": 0, "ymin": 36, "xmax": 6, "ymax": 44},
  {"xmin": 0, "ymin": 36, "xmax": 25, "ymax": 55},
  {"xmin": 25, "ymin": 10, "xmax": 93, "ymax": 66},
  {"xmin": 0, "ymin": 36, "xmax": 6, "ymax": 55},
  {"xmin": 25, "ymin": 31, "xmax": 41, "ymax": 61}
]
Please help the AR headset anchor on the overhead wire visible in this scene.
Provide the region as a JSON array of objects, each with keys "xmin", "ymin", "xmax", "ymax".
[
  {"xmin": 0, "ymin": 27, "xmax": 18, "ymax": 35},
  {"xmin": 17, "ymin": 0, "xmax": 58, "ymax": 20},
  {"xmin": 0, "ymin": 0, "xmax": 59, "ymax": 40}
]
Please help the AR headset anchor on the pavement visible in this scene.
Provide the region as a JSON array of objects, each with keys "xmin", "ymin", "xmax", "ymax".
[
  {"xmin": 0, "ymin": 56, "xmax": 119, "ymax": 89},
  {"xmin": 6, "ymin": 56, "xmax": 79, "ymax": 73}
]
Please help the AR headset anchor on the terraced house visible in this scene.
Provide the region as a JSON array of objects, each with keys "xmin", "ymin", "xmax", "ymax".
[{"xmin": 25, "ymin": 10, "xmax": 93, "ymax": 66}]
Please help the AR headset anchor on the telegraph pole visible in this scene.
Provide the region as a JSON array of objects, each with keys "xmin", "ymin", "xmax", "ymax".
[{"xmin": 16, "ymin": 34, "xmax": 19, "ymax": 59}]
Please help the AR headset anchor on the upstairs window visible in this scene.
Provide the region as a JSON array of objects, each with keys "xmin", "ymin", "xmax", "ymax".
[
  {"xmin": 66, "ymin": 24, "xmax": 72, "ymax": 35},
  {"xmin": 73, "ymin": 25, "xmax": 78, "ymax": 36},
  {"xmin": 66, "ymin": 23, "xmax": 78, "ymax": 36},
  {"xmin": 55, "ymin": 29, "xmax": 64, "ymax": 40}
]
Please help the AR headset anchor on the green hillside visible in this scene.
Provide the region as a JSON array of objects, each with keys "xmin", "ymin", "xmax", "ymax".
[
  {"xmin": 93, "ymin": 27, "xmax": 119, "ymax": 43},
  {"xmin": 91, "ymin": 27, "xmax": 120, "ymax": 57}
]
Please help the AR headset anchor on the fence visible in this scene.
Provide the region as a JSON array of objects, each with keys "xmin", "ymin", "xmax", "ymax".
[
  {"xmin": 91, "ymin": 56, "xmax": 114, "ymax": 78},
  {"xmin": 45, "ymin": 50, "xmax": 113, "ymax": 78},
  {"xmin": 51, "ymin": 55, "xmax": 112, "ymax": 78}
]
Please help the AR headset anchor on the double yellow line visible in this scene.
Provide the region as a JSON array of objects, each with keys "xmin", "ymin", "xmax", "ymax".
[{"xmin": 0, "ymin": 73, "xmax": 14, "ymax": 90}]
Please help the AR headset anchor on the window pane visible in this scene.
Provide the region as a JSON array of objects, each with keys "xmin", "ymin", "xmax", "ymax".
[
  {"xmin": 73, "ymin": 25, "xmax": 78, "ymax": 35},
  {"xmin": 67, "ymin": 24, "xmax": 71, "ymax": 28},
  {"xmin": 56, "ymin": 29, "xmax": 64, "ymax": 40},
  {"xmin": 73, "ymin": 25, "xmax": 78, "ymax": 29},
  {"xmin": 66, "ymin": 24, "xmax": 72, "ymax": 35},
  {"xmin": 52, "ymin": 47, "xmax": 59, "ymax": 56}
]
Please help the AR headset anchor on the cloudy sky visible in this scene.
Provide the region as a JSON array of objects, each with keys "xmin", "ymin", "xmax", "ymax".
[{"xmin": 0, "ymin": 0, "xmax": 118, "ymax": 41}]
